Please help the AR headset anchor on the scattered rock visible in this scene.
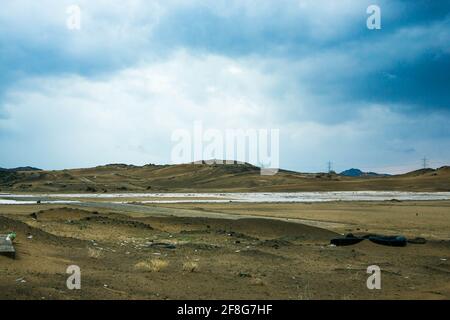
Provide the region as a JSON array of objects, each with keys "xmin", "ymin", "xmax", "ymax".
[
  {"xmin": 146, "ymin": 242, "xmax": 176, "ymax": 249},
  {"xmin": 259, "ymin": 239, "xmax": 291, "ymax": 249},
  {"xmin": 238, "ymin": 272, "xmax": 251, "ymax": 278}
]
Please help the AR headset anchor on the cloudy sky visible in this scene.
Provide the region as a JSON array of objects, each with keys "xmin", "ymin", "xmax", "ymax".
[{"xmin": 0, "ymin": 0, "xmax": 449, "ymax": 173}]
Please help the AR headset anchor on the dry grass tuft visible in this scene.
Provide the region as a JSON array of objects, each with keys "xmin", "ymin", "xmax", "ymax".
[
  {"xmin": 135, "ymin": 259, "xmax": 169, "ymax": 272},
  {"xmin": 297, "ymin": 283, "xmax": 312, "ymax": 300},
  {"xmin": 182, "ymin": 261, "xmax": 199, "ymax": 273},
  {"xmin": 249, "ymin": 277, "xmax": 265, "ymax": 286},
  {"xmin": 88, "ymin": 247, "xmax": 102, "ymax": 259}
]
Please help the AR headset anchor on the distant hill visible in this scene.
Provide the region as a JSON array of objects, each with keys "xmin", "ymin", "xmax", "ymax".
[
  {"xmin": 340, "ymin": 168, "xmax": 389, "ymax": 177},
  {"xmin": 0, "ymin": 162, "xmax": 449, "ymax": 192},
  {"xmin": 0, "ymin": 166, "xmax": 42, "ymax": 172},
  {"xmin": 0, "ymin": 167, "xmax": 42, "ymax": 186}
]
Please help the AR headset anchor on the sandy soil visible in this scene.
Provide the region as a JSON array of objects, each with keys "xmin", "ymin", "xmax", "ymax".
[
  {"xmin": 154, "ymin": 201, "xmax": 450, "ymax": 240},
  {"xmin": 1, "ymin": 201, "xmax": 449, "ymax": 300}
]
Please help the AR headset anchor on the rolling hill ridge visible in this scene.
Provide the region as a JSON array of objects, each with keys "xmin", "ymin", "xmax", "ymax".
[{"xmin": 1, "ymin": 162, "xmax": 449, "ymax": 192}]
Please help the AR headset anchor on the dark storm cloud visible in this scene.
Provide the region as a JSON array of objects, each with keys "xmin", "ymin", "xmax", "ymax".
[{"xmin": 0, "ymin": 0, "xmax": 449, "ymax": 171}]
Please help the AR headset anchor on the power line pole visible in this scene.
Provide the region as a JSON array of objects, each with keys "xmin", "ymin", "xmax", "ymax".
[
  {"xmin": 422, "ymin": 157, "xmax": 428, "ymax": 169},
  {"xmin": 327, "ymin": 161, "xmax": 333, "ymax": 173}
]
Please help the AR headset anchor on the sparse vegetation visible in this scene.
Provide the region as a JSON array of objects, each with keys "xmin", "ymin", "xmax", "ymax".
[
  {"xmin": 182, "ymin": 261, "xmax": 199, "ymax": 273},
  {"xmin": 88, "ymin": 247, "xmax": 102, "ymax": 259},
  {"xmin": 249, "ymin": 277, "xmax": 265, "ymax": 286},
  {"xmin": 135, "ymin": 259, "xmax": 169, "ymax": 272}
]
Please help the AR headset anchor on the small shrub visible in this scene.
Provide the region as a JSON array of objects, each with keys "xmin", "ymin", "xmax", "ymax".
[
  {"xmin": 182, "ymin": 261, "xmax": 199, "ymax": 273},
  {"xmin": 135, "ymin": 259, "xmax": 169, "ymax": 272},
  {"xmin": 88, "ymin": 247, "xmax": 102, "ymax": 259}
]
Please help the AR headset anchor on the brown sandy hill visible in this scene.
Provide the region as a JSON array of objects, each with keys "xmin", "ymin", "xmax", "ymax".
[{"xmin": 0, "ymin": 162, "xmax": 449, "ymax": 192}]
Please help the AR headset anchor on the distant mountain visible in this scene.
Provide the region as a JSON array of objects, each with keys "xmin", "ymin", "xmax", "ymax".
[
  {"xmin": 339, "ymin": 168, "xmax": 388, "ymax": 177},
  {"xmin": 0, "ymin": 166, "xmax": 42, "ymax": 172}
]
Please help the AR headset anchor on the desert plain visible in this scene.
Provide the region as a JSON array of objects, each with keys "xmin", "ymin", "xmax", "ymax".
[
  {"xmin": 1, "ymin": 198, "xmax": 450, "ymax": 300},
  {"xmin": 1, "ymin": 164, "xmax": 450, "ymax": 300}
]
